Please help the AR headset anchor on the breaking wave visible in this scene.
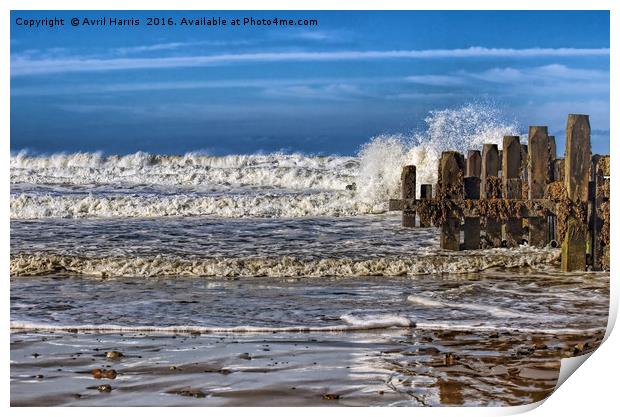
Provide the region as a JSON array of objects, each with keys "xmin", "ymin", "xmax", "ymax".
[
  {"xmin": 11, "ymin": 103, "xmax": 520, "ymax": 219},
  {"xmin": 10, "ymin": 249, "xmax": 560, "ymax": 278},
  {"xmin": 10, "ymin": 152, "xmax": 357, "ymax": 192},
  {"xmin": 10, "ymin": 191, "xmax": 384, "ymax": 219}
]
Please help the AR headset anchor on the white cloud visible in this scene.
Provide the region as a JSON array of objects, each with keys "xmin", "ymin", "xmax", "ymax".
[
  {"xmin": 472, "ymin": 64, "xmax": 609, "ymax": 83},
  {"xmin": 10, "ymin": 47, "xmax": 609, "ymax": 76},
  {"xmin": 113, "ymin": 42, "xmax": 194, "ymax": 55},
  {"xmin": 399, "ymin": 65, "xmax": 608, "ymax": 98},
  {"xmin": 113, "ymin": 40, "xmax": 254, "ymax": 55},
  {"xmin": 10, "ymin": 76, "xmax": 399, "ymax": 97},
  {"xmin": 262, "ymin": 83, "xmax": 367, "ymax": 101},
  {"xmin": 405, "ymin": 74, "xmax": 466, "ymax": 86}
]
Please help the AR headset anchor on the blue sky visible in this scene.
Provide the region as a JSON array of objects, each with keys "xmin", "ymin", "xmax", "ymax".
[{"xmin": 10, "ymin": 10, "xmax": 610, "ymax": 155}]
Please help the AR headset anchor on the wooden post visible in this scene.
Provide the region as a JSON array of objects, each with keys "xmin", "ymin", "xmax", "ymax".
[
  {"xmin": 520, "ymin": 144, "xmax": 529, "ymax": 200},
  {"xmin": 438, "ymin": 152, "xmax": 464, "ymax": 250},
  {"xmin": 463, "ymin": 177, "xmax": 481, "ymax": 250},
  {"xmin": 419, "ymin": 184, "xmax": 433, "ymax": 227},
  {"xmin": 549, "ymin": 158, "xmax": 565, "ymax": 243},
  {"xmin": 549, "ymin": 136, "xmax": 557, "ymax": 160},
  {"xmin": 520, "ymin": 144, "xmax": 529, "ymax": 180},
  {"xmin": 548, "ymin": 136, "xmax": 557, "ymax": 243},
  {"xmin": 502, "ymin": 136, "xmax": 523, "ymax": 247},
  {"xmin": 498, "ymin": 150, "xmax": 503, "ymax": 172},
  {"xmin": 561, "ymin": 115, "xmax": 591, "ymax": 271},
  {"xmin": 553, "ymin": 159, "xmax": 565, "ymax": 182},
  {"xmin": 401, "ymin": 165, "xmax": 416, "ymax": 227},
  {"xmin": 466, "ymin": 150, "xmax": 481, "ymax": 178},
  {"xmin": 528, "ymin": 126, "xmax": 552, "ymax": 247},
  {"xmin": 481, "ymin": 144, "xmax": 502, "ymax": 247},
  {"xmin": 591, "ymin": 155, "xmax": 610, "ymax": 270}
]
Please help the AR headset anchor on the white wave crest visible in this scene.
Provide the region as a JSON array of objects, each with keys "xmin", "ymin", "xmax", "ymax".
[
  {"xmin": 11, "ymin": 151, "xmax": 357, "ymax": 192},
  {"xmin": 10, "ymin": 249, "xmax": 560, "ymax": 278},
  {"xmin": 10, "ymin": 318, "xmax": 602, "ymax": 336},
  {"xmin": 10, "ymin": 192, "xmax": 385, "ymax": 219},
  {"xmin": 9, "ymin": 318, "xmax": 412, "ymax": 335}
]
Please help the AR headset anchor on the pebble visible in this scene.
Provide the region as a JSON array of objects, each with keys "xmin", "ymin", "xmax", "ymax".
[
  {"xmin": 178, "ymin": 389, "xmax": 206, "ymax": 398},
  {"xmin": 104, "ymin": 369, "xmax": 117, "ymax": 379},
  {"xmin": 97, "ymin": 384, "xmax": 112, "ymax": 393},
  {"xmin": 106, "ymin": 351, "xmax": 123, "ymax": 359}
]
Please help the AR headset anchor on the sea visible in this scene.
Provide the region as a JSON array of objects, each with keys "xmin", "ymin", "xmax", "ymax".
[{"xmin": 10, "ymin": 106, "xmax": 609, "ymax": 406}]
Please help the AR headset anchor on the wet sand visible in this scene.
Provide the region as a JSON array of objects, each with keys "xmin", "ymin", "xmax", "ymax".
[{"xmin": 10, "ymin": 328, "xmax": 604, "ymax": 406}]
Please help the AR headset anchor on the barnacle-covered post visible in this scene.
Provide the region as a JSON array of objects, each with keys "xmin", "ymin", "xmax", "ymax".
[
  {"xmin": 561, "ymin": 114, "xmax": 591, "ymax": 271},
  {"xmin": 401, "ymin": 165, "xmax": 416, "ymax": 227},
  {"xmin": 528, "ymin": 126, "xmax": 553, "ymax": 247},
  {"xmin": 438, "ymin": 151, "xmax": 464, "ymax": 250},
  {"xmin": 463, "ymin": 176, "xmax": 481, "ymax": 250},
  {"xmin": 591, "ymin": 156, "xmax": 610, "ymax": 270},
  {"xmin": 551, "ymin": 158, "xmax": 565, "ymax": 243},
  {"xmin": 419, "ymin": 184, "xmax": 433, "ymax": 227},
  {"xmin": 502, "ymin": 136, "xmax": 523, "ymax": 247},
  {"xmin": 481, "ymin": 144, "xmax": 501, "ymax": 247}
]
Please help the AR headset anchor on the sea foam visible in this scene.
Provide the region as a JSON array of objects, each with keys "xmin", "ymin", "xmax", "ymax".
[{"xmin": 10, "ymin": 248, "xmax": 560, "ymax": 278}]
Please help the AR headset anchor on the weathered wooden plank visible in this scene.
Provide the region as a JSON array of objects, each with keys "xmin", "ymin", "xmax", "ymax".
[
  {"xmin": 419, "ymin": 184, "xmax": 433, "ymax": 227},
  {"xmin": 439, "ymin": 152, "xmax": 464, "ymax": 250},
  {"xmin": 561, "ymin": 114, "xmax": 591, "ymax": 271},
  {"xmin": 389, "ymin": 198, "xmax": 555, "ymax": 217},
  {"xmin": 552, "ymin": 159, "xmax": 565, "ymax": 182},
  {"xmin": 401, "ymin": 165, "xmax": 416, "ymax": 227},
  {"xmin": 548, "ymin": 135, "xmax": 557, "ymax": 241},
  {"xmin": 551, "ymin": 159, "xmax": 566, "ymax": 243},
  {"xmin": 466, "ymin": 150, "xmax": 482, "ymax": 178},
  {"xmin": 562, "ymin": 218, "xmax": 588, "ymax": 271},
  {"xmin": 463, "ymin": 177, "xmax": 481, "ymax": 250},
  {"xmin": 502, "ymin": 136, "xmax": 521, "ymax": 187},
  {"xmin": 481, "ymin": 143, "xmax": 501, "ymax": 247},
  {"xmin": 481, "ymin": 144, "xmax": 500, "ymax": 195},
  {"xmin": 565, "ymin": 115, "xmax": 591, "ymax": 202},
  {"xmin": 504, "ymin": 178, "xmax": 523, "ymax": 247},
  {"xmin": 591, "ymin": 155, "xmax": 610, "ymax": 270},
  {"xmin": 528, "ymin": 126, "xmax": 552, "ymax": 199},
  {"xmin": 502, "ymin": 136, "xmax": 523, "ymax": 247},
  {"xmin": 549, "ymin": 135, "xmax": 557, "ymax": 159},
  {"xmin": 520, "ymin": 144, "xmax": 529, "ymax": 184},
  {"xmin": 420, "ymin": 184, "xmax": 433, "ymax": 199},
  {"xmin": 528, "ymin": 126, "xmax": 552, "ymax": 247}
]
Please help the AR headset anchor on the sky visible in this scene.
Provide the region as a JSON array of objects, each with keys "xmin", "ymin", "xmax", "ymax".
[{"xmin": 10, "ymin": 10, "xmax": 610, "ymax": 155}]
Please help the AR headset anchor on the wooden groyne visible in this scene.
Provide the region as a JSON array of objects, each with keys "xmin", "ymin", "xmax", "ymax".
[{"xmin": 389, "ymin": 114, "xmax": 610, "ymax": 272}]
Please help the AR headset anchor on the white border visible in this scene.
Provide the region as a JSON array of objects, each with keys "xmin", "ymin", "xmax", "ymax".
[{"xmin": 2, "ymin": 2, "xmax": 616, "ymax": 416}]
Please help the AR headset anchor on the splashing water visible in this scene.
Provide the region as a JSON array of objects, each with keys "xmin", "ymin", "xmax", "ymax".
[
  {"xmin": 11, "ymin": 103, "xmax": 520, "ymax": 219},
  {"xmin": 355, "ymin": 103, "xmax": 519, "ymax": 202}
]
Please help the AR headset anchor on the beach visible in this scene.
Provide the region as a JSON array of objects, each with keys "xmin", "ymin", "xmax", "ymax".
[{"xmin": 10, "ymin": 270, "xmax": 607, "ymax": 406}]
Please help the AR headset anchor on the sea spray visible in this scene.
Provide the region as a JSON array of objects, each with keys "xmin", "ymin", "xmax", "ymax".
[{"xmin": 355, "ymin": 103, "xmax": 519, "ymax": 201}]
